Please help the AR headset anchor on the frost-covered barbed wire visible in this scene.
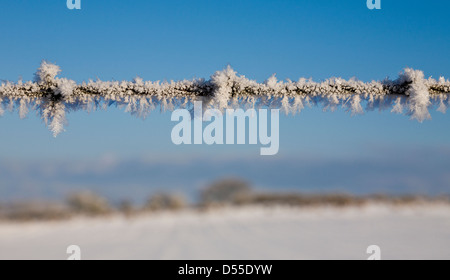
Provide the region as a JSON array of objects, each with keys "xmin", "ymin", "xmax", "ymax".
[{"xmin": 1, "ymin": 61, "xmax": 449, "ymax": 137}]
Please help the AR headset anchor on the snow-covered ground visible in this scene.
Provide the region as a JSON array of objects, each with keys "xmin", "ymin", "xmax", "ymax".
[{"xmin": 0, "ymin": 204, "xmax": 449, "ymax": 260}]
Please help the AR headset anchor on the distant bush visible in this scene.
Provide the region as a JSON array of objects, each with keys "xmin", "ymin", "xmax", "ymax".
[
  {"xmin": 201, "ymin": 178, "xmax": 252, "ymax": 206},
  {"xmin": 235, "ymin": 193, "xmax": 364, "ymax": 207},
  {"xmin": 67, "ymin": 192, "xmax": 112, "ymax": 216},
  {"xmin": 119, "ymin": 199, "xmax": 136, "ymax": 216},
  {"xmin": 145, "ymin": 193, "xmax": 187, "ymax": 212},
  {"xmin": 368, "ymin": 194, "xmax": 450, "ymax": 205},
  {"xmin": 0, "ymin": 202, "xmax": 71, "ymax": 221},
  {"xmin": 1, "ymin": 186, "xmax": 449, "ymax": 222}
]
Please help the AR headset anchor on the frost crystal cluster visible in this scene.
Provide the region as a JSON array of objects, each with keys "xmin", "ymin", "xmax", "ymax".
[{"xmin": 1, "ymin": 61, "xmax": 449, "ymax": 136}]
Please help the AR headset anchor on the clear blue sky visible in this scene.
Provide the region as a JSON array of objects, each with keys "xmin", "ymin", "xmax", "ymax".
[{"xmin": 0, "ymin": 0, "xmax": 449, "ymax": 161}]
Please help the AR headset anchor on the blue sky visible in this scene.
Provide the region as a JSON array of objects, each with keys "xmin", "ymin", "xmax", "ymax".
[
  {"xmin": 0, "ymin": 0, "xmax": 449, "ymax": 198},
  {"xmin": 1, "ymin": 0, "xmax": 450, "ymax": 83}
]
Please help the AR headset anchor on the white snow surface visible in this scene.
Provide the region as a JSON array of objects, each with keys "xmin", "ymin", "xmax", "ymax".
[{"xmin": 0, "ymin": 204, "xmax": 449, "ymax": 260}]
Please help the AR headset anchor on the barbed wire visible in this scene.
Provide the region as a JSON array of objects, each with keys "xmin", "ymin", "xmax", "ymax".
[{"xmin": 1, "ymin": 61, "xmax": 449, "ymax": 136}]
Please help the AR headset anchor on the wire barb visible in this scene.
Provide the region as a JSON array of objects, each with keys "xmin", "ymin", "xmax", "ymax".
[{"xmin": 1, "ymin": 61, "xmax": 449, "ymax": 136}]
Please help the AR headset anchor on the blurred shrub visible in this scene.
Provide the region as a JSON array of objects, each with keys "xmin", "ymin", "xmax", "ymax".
[
  {"xmin": 67, "ymin": 191, "xmax": 112, "ymax": 216},
  {"xmin": 201, "ymin": 178, "xmax": 252, "ymax": 206},
  {"xmin": 1, "ymin": 188, "xmax": 449, "ymax": 222},
  {"xmin": 235, "ymin": 193, "xmax": 365, "ymax": 207},
  {"xmin": 145, "ymin": 193, "xmax": 187, "ymax": 211},
  {"xmin": 1, "ymin": 202, "xmax": 71, "ymax": 221},
  {"xmin": 119, "ymin": 199, "xmax": 136, "ymax": 216}
]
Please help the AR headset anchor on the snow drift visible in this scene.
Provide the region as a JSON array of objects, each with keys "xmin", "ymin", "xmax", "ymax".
[
  {"xmin": 1, "ymin": 205, "xmax": 450, "ymax": 260},
  {"xmin": 1, "ymin": 61, "xmax": 449, "ymax": 136}
]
